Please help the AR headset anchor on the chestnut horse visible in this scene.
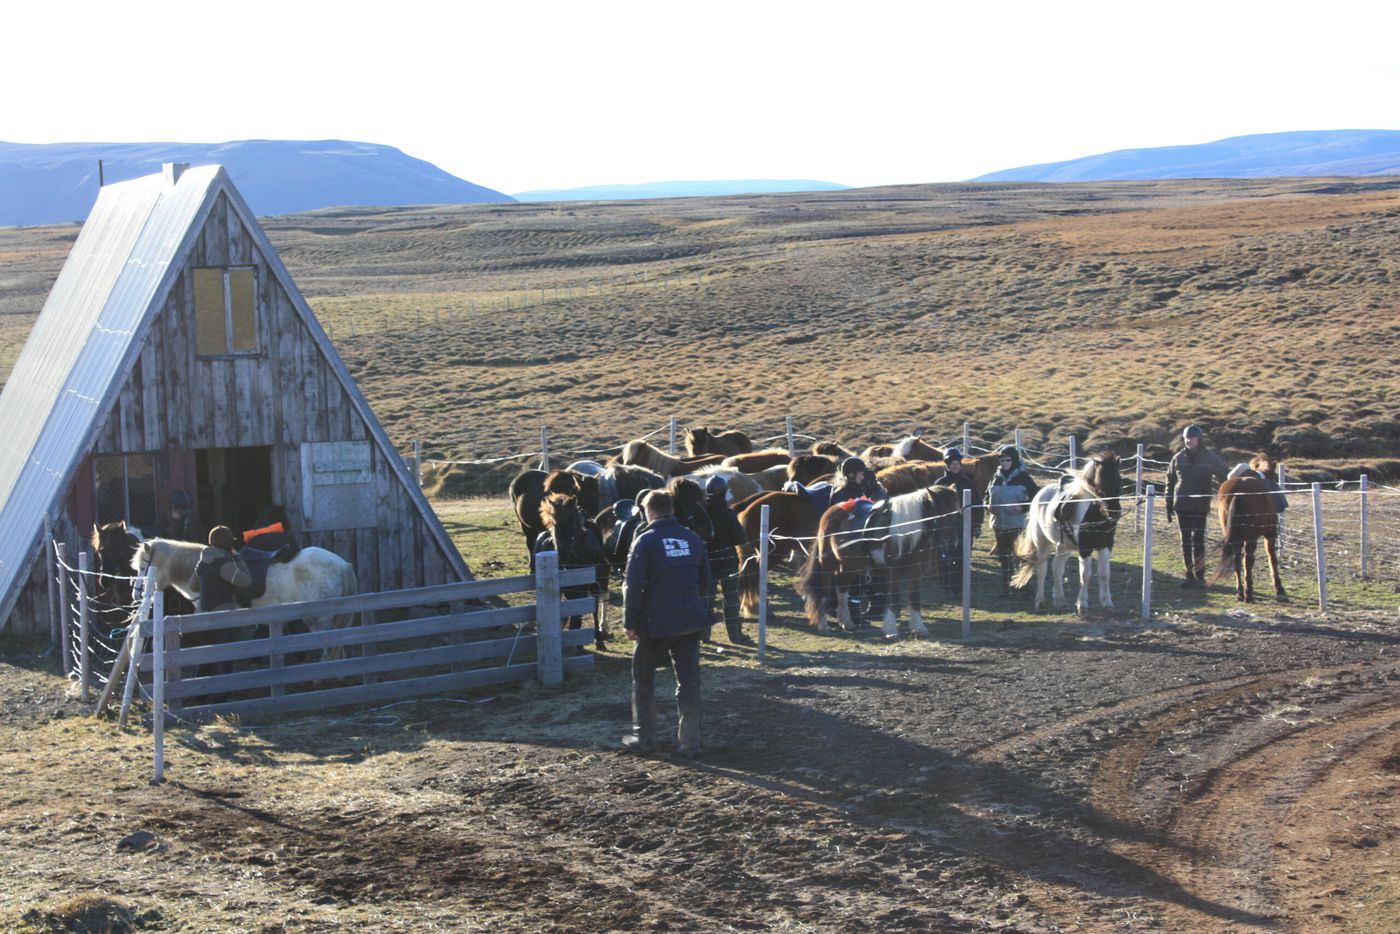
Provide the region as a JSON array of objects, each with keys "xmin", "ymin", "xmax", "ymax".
[
  {"xmin": 1210, "ymin": 474, "xmax": 1286, "ymax": 602},
  {"xmin": 685, "ymin": 426, "xmax": 753, "ymax": 458},
  {"xmin": 812, "ymin": 441, "xmax": 856, "ymax": 461},
  {"xmin": 721, "ymin": 449, "xmax": 792, "ymax": 473},
  {"xmin": 878, "ymin": 455, "xmax": 997, "ymax": 498},
  {"xmin": 736, "ymin": 491, "xmax": 821, "ymax": 617}
]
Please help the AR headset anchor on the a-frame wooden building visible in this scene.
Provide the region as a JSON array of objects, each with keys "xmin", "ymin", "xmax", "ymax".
[{"xmin": 0, "ymin": 163, "xmax": 470, "ymax": 635}]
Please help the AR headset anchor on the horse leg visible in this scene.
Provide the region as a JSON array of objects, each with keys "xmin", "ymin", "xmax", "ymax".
[
  {"xmin": 906, "ymin": 573, "xmax": 930, "ymax": 637},
  {"xmin": 1076, "ymin": 552, "xmax": 1093, "ymax": 616},
  {"xmin": 1033, "ymin": 554, "xmax": 1048, "ymax": 611},
  {"xmin": 1264, "ymin": 534, "xmax": 1287, "ymax": 599},
  {"xmin": 1231, "ymin": 543, "xmax": 1246, "ymax": 602},
  {"xmin": 1244, "ymin": 539, "xmax": 1258, "ymax": 603},
  {"xmin": 830, "ymin": 580, "xmax": 850, "ymax": 635},
  {"xmin": 1051, "ymin": 551, "xmax": 1070, "ymax": 609},
  {"xmin": 1098, "ymin": 547, "xmax": 1114, "ymax": 610}
]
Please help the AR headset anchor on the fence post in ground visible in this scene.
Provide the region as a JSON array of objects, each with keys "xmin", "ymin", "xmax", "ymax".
[
  {"xmin": 1068, "ymin": 435, "xmax": 1079, "ymax": 471},
  {"xmin": 961, "ymin": 489, "xmax": 973, "ymax": 637},
  {"xmin": 535, "ymin": 550, "xmax": 563, "ymax": 687},
  {"xmin": 1312, "ymin": 482, "xmax": 1328, "ymax": 613},
  {"xmin": 78, "ymin": 550, "xmax": 91, "ymax": 703},
  {"xmin": 962, "ymin": 421, "xmax": 971, "ymax": 456},
  {"xmin": 1141, "ymin": 485, "xmax": 1155, "ymax": 621},
  {"xmin": 412, "ymin": 439, "xmax": 422, "ymax": 489},
  {"xmin": 1359, "ymin": 474, "xmax": 1370, "ymax": 579},
  {"xmin": 668, "ymin": 416, "xmax": 678, "ymax": 455},
  {"xmin": 539, "ymin": 426, "xmax": 550, "ymax": 471},
  {"xmin": 151, "ymin": 592, "xmax": 165, "ymax": 784},
  {"xmin": 1134, "ymin": 444, "xmax": 1145, "ymax": 534},
  {"xmin": 55, "ymin": 542, "xmax": 72, "ymax": 675},
  {"xmin": 118, "ymin": 569, "xmax": 157, "ymax": 730},
  {"xmin": 1277, "ymin": 463, "xmax": 1288, "ymax": 561},
  {"xmin": 44, "ymin": 513, "xmax": 58, "ymax": 651},
  {"xmin": 757, "ymin": 504, "xmax": 771, "ymax": 663},
  {"xmin": 785, "ymin": 415, "xmax": 796, "ymax": 457},
  {"xmin": 1014, "ymin": 428, "xmax": 1023, "ymax": 457}
]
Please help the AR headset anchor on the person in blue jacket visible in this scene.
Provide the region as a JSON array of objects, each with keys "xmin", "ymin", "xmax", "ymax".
[{"xmin": 622, "ymin": 490, "xmax": 714, "ymax": 756}]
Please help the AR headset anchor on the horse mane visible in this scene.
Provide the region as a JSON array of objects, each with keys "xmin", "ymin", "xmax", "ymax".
[
  {"xmin": 539, "ymin": 491, "xmax": 579, "ymax": 529},
  {"xmin": 811, "ymin": 441, "xmax": 855, "ymax": 460},
  {"xmin": 893, "ymin": 436, "xmax": 943, "ymax": 461},
  {"xmin": 1249, "ymin": 453, "xmax": 1277, "ymax": 475}
]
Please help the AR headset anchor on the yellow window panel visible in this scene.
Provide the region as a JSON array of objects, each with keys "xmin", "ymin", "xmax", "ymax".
[
  {"xmin": 194, "ymin": 267, "xmax": 227, "ymax": 355},
  {"xmin": 230, "ymin": 267, "xmax": 257, "ymax": 351}
]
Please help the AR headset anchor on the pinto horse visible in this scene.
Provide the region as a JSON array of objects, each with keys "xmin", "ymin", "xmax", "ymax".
[
  {"xmin": 1210, "ymin": 474, "xmax": 1286, "ymax": 602},
  {"xmin": 685, "ymin": 426, "xmax": 753, "ymax": 458},
  {"xmin": 796, "ymin": 485, "xmax": 961, "ymax": 638},
  {"xmin": 1011, "ymin": 453, "xmax": 1123, "ymax": 614}
]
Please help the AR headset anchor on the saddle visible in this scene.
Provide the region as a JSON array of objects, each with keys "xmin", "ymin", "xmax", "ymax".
[
  {"xmin": 783, "ymin": 480, "xmax": 835, "ymax": 515},
  {"xmin": 236, "ymin": 544, "xmax": 297, "ymax": 605}
]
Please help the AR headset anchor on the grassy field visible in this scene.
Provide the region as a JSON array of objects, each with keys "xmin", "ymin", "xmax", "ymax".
[{"xmin": 2, "ymin": 178, "xmax": 1398, "ymax": 495}]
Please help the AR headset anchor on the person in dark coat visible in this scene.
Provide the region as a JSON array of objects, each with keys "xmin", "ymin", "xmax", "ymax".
[
  {"xmin": 829, "ymin": 456, "xmax": 888, "ymax": 505},
  {"xmin": 985, "ymin": 445, "xmax": 1040, "ymax": 594},
  {"xmin": 937, "ymin": 448, "xmax": 982, "ymax": 533},
  {"xmin": 702, "ymin": 475, "xmax": 753, "ymax": 646},
  {"xmin": 1165, "ymin": 424, "xmax": 1229, "ymax": 588},
  {"xmin": 164, "ymin": 489, "xmax": 203, "ymax": 543},
  {"xmin": 622, "ymin": 491, "xmax": 713, "ymax": 756},
  {"xmin": 196, "ymin": 526, "xmax": 251, "ymax": 613}
]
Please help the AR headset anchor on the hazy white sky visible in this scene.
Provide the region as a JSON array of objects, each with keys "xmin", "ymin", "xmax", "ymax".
[{"xmin": 6, "ymin": 0, "xmax": 1398, "ymax": 193}]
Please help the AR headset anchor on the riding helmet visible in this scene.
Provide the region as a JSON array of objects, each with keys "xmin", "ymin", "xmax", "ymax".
[
  {"xmin": 170, "ymin": 489, "xmax": 192, "ymax": 512},
  {"xmin": 705, "ymin": 474, "xmax": 728, "ymax": 497},
  {"xmin": 996, "ymin": 444, "xmax": 1021, "ymax": 468},
  {"xmin": 944, "ymin": 447, "xmax": 964, "ymax": 462},
  {"xmin": 207, "ymin": 525, "xmax": 237, "ymax": 552},
  {"xmin": 840, "ymin": 456, "xmax": 867, "ymax": 477},
  {"xmin": 1182, "ymin": 424, "xmax": 1205, "ymax": 440}
]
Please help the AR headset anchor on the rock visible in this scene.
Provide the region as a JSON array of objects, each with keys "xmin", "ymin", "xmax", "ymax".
[{"xmin": 116, "ymin": 829, "xmax": 160, "ymax": 853}]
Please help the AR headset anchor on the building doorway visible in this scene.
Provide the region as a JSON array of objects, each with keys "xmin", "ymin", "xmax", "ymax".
[{"xmin": 196, "ymin": 446, "xmax": 273, "ymax": 536}]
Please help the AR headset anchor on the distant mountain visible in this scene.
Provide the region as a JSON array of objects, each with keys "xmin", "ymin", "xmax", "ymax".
[
  {"xmin": 975, "ymin": 130, "xmax": 1400, "ymax": 183},
  {"xmin": 0, "ymin": 139, "xmax": 513, "ymax": 226},
  {"xmin": 513, "ymin": 179, "xmax": 847, "ymax": 202}
]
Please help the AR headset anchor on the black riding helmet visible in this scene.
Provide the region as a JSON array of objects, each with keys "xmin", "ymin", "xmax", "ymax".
[
  {"xmin": 996, "ymin": 445, "xmax": 1022, "ymax": 470},
  {"xmin": 704, "ymin": 474, "xmax": 728, "ymax": 498},
  {"xmin": 839, "ymin": 456, "xmax": 867, "ymax": 480}
]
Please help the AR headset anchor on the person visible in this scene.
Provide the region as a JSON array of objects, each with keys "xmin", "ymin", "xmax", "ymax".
[
  {"xmin": 164, "ymin": 489, "xmax": 202, "ymax": 542},
  {"xmin": 1165, "ymin": 424, "xmax": 1229, "ymax": 588},
  {"xmin": 196, "ymin": 526, "xmax": 251, "ymax": 613},
  {"xmin": 702, "ymin": 475, "xmax": 753, "ymax": 646},
  {"xmin": 829, "ymin": 456, "xmax": 888, "ymax": 505},
  {"xmin": 985, "ymin": 445, "xmax": 1040, "ymax": 594},
  {"xmin": 937, "ymin": 449, "xmax": 981, "ymax": 529},
  {"xmin": 622, "ymin": 491, "xmax": 714, "ymax": 756}
]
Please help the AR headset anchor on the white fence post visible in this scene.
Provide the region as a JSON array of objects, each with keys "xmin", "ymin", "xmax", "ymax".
[
  {"xmin": 1359, "ymin": 474, "xmax": 1370, "ymax": 579},
  {"xmin": 55, "ymin": 542, "xmax": 72, "ymax": 675},
  {"xmin": 118, "ymin": 569, "xmax": 157, "ymax": 730},
  {"xmin": 412, "ymin": 439, "xmax": 422, "ymax": 489},
  {"xmin": 785, "ymin": 416, "xmax": 796, "ymax": 457},
  {"xmin": 1013, "ymin": 428, "xmax": 1023, "ymax": 456},
  {"xmin": 1312, "ymin": 482, "xmax": 1328, "ymax": 613},
  {"xmin": 535, "ymin": 550, "xmax": 563, "ymax": 687},
  {"xmin": 668, "ymin": 416, "xmax": 678, "ymax": 455},
  {"xmin": 1141, "ymin": 485, "xmax": 1155, "ymax": 621},
  {"xmin": 1068, "ymin": 435, "xmax": 1079, "ymax": 471},
  {"xmin": 1134, "ymin": 444, "xmax": 1145, "ymax": 535},
  {"xmin": 757, "ymin": 504, "xmax": 771, "ymax": 663},
  {"xmin": 962, "ymin": 421, "xmax": 971, "ymax": 456},
  {"xmin": 539, "ymin": 426, "xmax": 550, "ymax": 471},
  {"xmin": 78, "ymin": 551, "xmax": 91, "ymax": 704},
  {"xmin": 151, "ymin": 591, "xmax": 165, "ymax": 785},
  {"xmin": 1276, "ymin": 463, "xmax": 1288, "ymax": 561},
  {"xmin": 961, "ymin": 489, "xmax": 972, "ymax": 638},
  {"xmin": 44, "ymin": 513, "xmax": 59, "ymax": 651}
]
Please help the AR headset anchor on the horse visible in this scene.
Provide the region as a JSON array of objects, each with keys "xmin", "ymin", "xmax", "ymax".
[
  {"xmin": 796, "ymin": 485, "xmax": 961, "ymax": 638},
  {"xmin": 620, "ymin": 439, "xmax": 727, "ymax": 477},
  {"xmin": 685, "ymin": 426, "xmax": 753, "ymax": 458},
  {"xmin": 788, "ymin": 454, "xmax": 838, "ymax": 486},
  {"xmin": 735, "ymin": 491, "xmax": 823, "ymax": 617},
  {"xmin": 720, "ymin": 449, "xmax": 792, "ymax": 473},
  {"xmin": 566, "ymin": 459, "xmax": 606, "ymax": 476},
  {"xmin": 861, "ymin": 434, "xmax": 943, "ymax": 465},
  {"xmin": 91, "ymin": 520, "xmax": 142, "ymax": 624},
  {"xmin": 131, "ymin": 537, "xmax": 359, "ymax": 658},
  {"xmin": 878, "ymin": 454, "xmax": 998, "ymax": 498},
  {"xmin": 811, "ymin": 441, "xmax": 856, "ymax": 461},
  {"xmin": 1011, "ymin": 452, "xmax": 1123, "ymax": 614},
  {"xmin": 685, "ymin": 465, "xmax": 763, "ymax": 503},
  {"xmin": 510, "ymin": 467, "xmax": 596, "ymax": 570},
  {"xmin": 1210, "ymin": 470, "xmax": 1286, "ymax": 603},
  {"xmin": 586, "ymin": 463, "xmax": 667, "ymax": 511},
  {"xmin": 537, "ymin": 493, "xmax": 609, "ymax": 647}
]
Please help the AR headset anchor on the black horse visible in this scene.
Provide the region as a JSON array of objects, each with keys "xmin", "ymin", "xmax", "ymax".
[{"xmin": 535, "ymin": 493, "xmax": 609, "ymax": 648}]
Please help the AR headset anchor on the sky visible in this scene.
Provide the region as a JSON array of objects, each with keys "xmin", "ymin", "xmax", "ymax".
[{"xmin": 5, "ymin": 0, "xmax": 1399, "ymax": 194}]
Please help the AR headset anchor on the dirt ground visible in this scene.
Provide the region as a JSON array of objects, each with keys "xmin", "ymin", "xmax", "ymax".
[{"xmin": 4, "ymin": 601, "xmax": 1400, "ymax": 933}]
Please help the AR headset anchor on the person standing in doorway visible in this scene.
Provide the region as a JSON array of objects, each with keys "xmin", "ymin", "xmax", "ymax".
[
  {"xmin": 621, "ymin": 491, "xmax": 714, "ymax": 757},
  {"xmin": 1165, "ymin": 424, "xmax": 1229, "ymax": 588}
]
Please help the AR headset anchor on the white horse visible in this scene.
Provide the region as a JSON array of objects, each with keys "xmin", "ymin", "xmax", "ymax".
[
  {"xmin": 1011, "ymin": 453, "xmax": 1123, "ymax": 615},
  {"xmin": 132, "ymin": 538, "xmax": 358, "ymax": 655}
]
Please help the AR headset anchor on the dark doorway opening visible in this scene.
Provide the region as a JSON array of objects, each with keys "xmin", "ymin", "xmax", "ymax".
[{"xmin": 196, "ymin": 446, "xmax": 273, "ymax": 536}]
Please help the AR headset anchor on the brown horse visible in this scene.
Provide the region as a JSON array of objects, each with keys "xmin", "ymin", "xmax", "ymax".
[
  {"xmin": 721, "ymin": 449, "xmax": 792, "ymax": 473},
  {"xmin": 811, "ymin": 441, "xmax": 856, "ymax": 460},
  {"xmin": 537, "ymin": 492, "xmax": 609, "ymax": 646},
  {"xmin": 510, "ymin": 467, "xmax": 595, "ymax": 570},
  {"xmin": 685, "ymin": 426, "xmax": 753, "ymax": 458},
  {"xmin": 1211, "ymin": 471, "xmax": 1286, "ymax": 603},
  {"xmin": 620, "ymin": 439, "xmax": 727, "ymax": 477},
  {"xmin": 861, "ymin": 435, "xmax": 944, "ymax": 465},
  {"xmin": 788, "ymin": 454, "xmax": 838, "ymax": 486},
  {"xmin": 736, "ymin": 491, "xmax": 822, "ymax": 617},
  {"xmin": 879, "ymin": 455, "xmax": 998, "ymax": 498}
]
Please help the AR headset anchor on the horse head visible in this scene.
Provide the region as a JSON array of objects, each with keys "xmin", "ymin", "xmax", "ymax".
[
  {"xmin": 667, "ymin": 476, "xmax": 714, "ymax": 544},
  {"xmin": 684, "ymin": 427, "xmax": 711, "ymax": 457},
  {"xmin": 92, "ymin": 520, "xmax": 141, "ymax": 604},
  {"xmin": 1081, "ymin": 453, "xmax": 1123, "ymax": 522}
]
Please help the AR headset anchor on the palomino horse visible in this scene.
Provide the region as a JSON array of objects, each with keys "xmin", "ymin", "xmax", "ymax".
[
  {"xmin": 796, "ymin": 485, "xmax": 962, "ymax": 638},
  {"xmin": 1210, "ymin": 472, "xmax": 1286, "ymax": 602},
  {"xmin": 1011, "ymin": 453, "xmax": 1123, "ymax": 614},
  {"xmin": 620, "ymin": 439, "xmax": 726, "ymax": 477},
  {"xmin": 131, "ymin": 537, "xmax": 358, "ymax": 656},
  {"xmin": 684, "ymin": 426, "xmax": 753, "ymax": 458}
]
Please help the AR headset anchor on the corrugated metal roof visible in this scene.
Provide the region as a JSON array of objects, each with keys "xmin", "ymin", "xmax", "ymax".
[{"xmin": 0, "ymin": 165, "xmax": 220, "ymax": 626}]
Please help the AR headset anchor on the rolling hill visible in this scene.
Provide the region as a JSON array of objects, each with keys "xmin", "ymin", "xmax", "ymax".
[
  {"xmin": 975, "ymin": 130, "xmax": 1400, "ymax": 182},
  {"xmin": 513, "ymin": 180, "xmax": 847, "ymax": 202},
  {"xmin": 0, "ymin": 139, "xmax": 512, "ymax": 226}
]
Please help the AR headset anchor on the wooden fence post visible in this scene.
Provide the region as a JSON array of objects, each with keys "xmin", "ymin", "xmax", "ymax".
[
  {"xmin": 151, "ymin": 592, "xmax": 166, "ymax": 784},
  {"xmin": 757, "ymin": 504, "xmax": 771, "ymax": 663},
  {"xmin": 1141, "ymin": 485, "xmax": 1155, "ymax": 621},
  {"xmin": 412, "ymin": 439, "xmax": 422, "ymax": 489},
  {"xmin": 56, "ymin": 542, "xmax": 72, "ymax": 675},
  {"xmin": 668, "ymin": 416, "xmax": 678, "ymax": 455},
  {"xmin": 1134, "ymin": 444, "xmax": 1145, "ymax": 535},
  {"xmin": 44, "ymin": 513, "xmax": 59, "ymax": 651},
  {"xmin": 78, "ymin": 551, "xmax": 91, "ymax": 703},
  {"xmin": 1312, "ymin": 482, "xmax": 1328, "ymax": 613},
  {"xmin": 1068, "ymin": 435, "xmax": 1079, "ymax": 471},
  {"xmin": 539, "ymin": 426, "xmax": 550, "ymax": 471},
  {"xmin": 535, "ymin": 551, "xmax": 563, "ymax": 687},
  {"xmin": 961, "ymin": 489, "xmax": 972, "ymax": 638},
  {"xmin": 1359, "ymin": 474, "xmax": 1370, "ymax": 579},
  {"xmin": 785, "ymin": 416, "xmax": 796, "ymax": 457}
]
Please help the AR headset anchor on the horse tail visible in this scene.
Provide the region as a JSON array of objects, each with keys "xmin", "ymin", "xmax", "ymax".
[
  {"xmin": 1208, "ymin": 494, "xmax": 1240, "ymax": 587},
  {"xmin": 1009, "ymin": 525, "xmax": 1038, "ymax": 589},
  {"xmin": 335, "ymin": 561, "xmax": 360, "ymax": 629},
  {"xmin": 739, "ymin": 543, "xmax": 759, "ymax": 617},
  {"xmin": 794, "ymin": 541, "xmax": 826, "ymax": 629}
]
